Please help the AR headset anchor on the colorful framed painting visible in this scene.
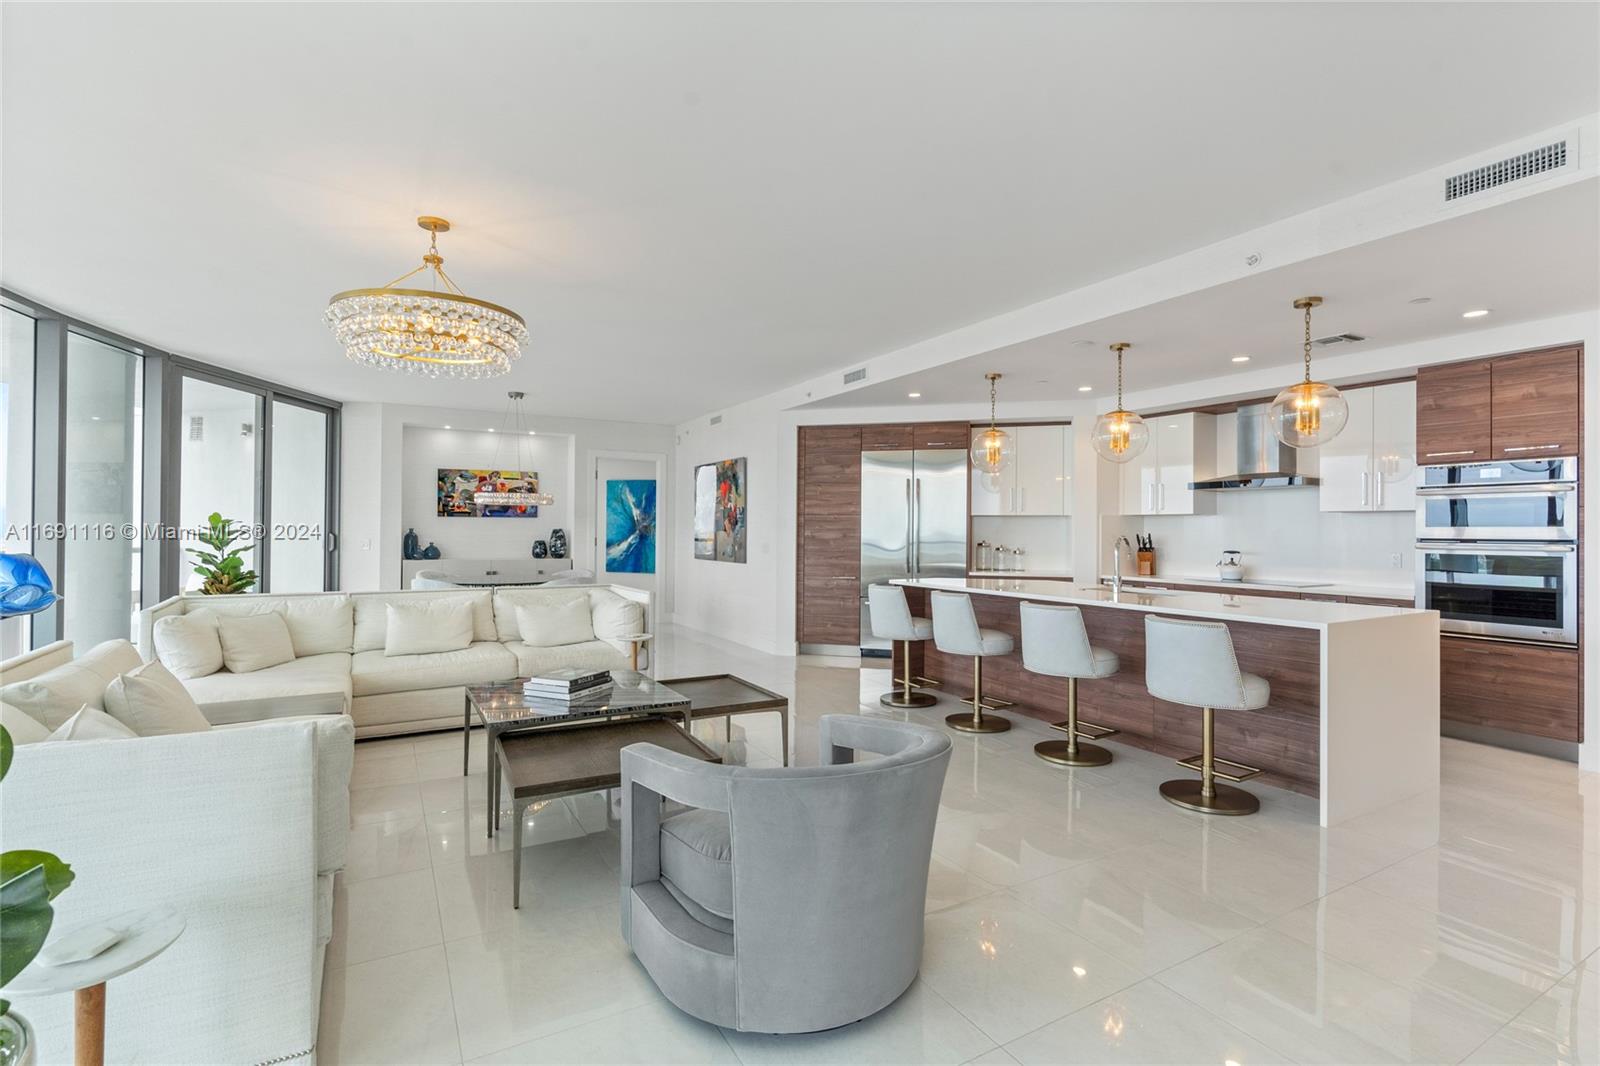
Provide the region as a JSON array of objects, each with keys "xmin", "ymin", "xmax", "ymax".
[
  {"xmin": 691, "ymin": 456, "xmax": 747, "ymax": 564},
  {"xmin": 436, "ymin": 468, "xmax": 542, "ymax": 518},
  {"xmin": 604, "ymin": 478, "xmax": 656, "ymax": 574}
]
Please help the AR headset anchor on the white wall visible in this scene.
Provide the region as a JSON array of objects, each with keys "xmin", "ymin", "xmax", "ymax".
[
  {"xmin": 400, "ymin": 426, "xmax": 573, "ymax": 563},
  {"xmin": 972, "ymin": 516, "xmax": 1072, "ymax": 572}
]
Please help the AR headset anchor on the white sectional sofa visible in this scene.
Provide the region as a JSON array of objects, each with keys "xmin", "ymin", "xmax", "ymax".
[
  {"xmin": 137, "ymin": 584, "xmax": 651, "ymax": 737},
  {"xmin": 0, "ymin": 639, "xmax": 353, "ymax": 1064}
]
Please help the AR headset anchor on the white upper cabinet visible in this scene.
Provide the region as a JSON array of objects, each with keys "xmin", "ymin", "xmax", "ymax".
[
  {"xmin": 1119, "ymin": 411, "xmax": 1214, "ymax": 515},
  {"xmin": 1318, "ymin": 381, "xmax": 1416, "ymax": 513},
  {"xmin": 970, "ymin": 424, "xmax": 1070, "ymax": 515}
]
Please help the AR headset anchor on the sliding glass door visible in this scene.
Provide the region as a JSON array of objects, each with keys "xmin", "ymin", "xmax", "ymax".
[
  {"xmin": 178, "ymin": 377, "xmax": 261, "ymax": 591},
  {"xmin": 268, "ymin": 399, "xmax": 332, "ymax": 591}
]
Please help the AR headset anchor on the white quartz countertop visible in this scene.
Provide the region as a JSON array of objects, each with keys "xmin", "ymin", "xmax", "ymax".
[
  {"xmin": 897, "ymin": 576, "xmax": 1433, "ymax": 630},
  {"xmin": 969, "ymin": 569, "xmax": 1073, "ymax": 579},
  {"xmin": 1100, "ymin": 572, "xmax": 1414, "ymax": 601}
]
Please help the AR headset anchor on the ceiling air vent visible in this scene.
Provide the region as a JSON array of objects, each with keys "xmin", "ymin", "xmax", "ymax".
[
  {"xmin": 1445, "ymin": 141, "xmax": 1568, "ymax": 202},
  {"xmin": 842, "ymin": 368, "xmax": 867, "ymax": 385},
  {"xmin": 709, "ymin": 414, "xmax": 722, "ymax": 426},
  {"xmin": 187, "ymin": 416, "xmax": 204, "ymax": 441},
  {"xmin": 1313, "ymin": 333, "xmax": 1366, "ymax": 348}
]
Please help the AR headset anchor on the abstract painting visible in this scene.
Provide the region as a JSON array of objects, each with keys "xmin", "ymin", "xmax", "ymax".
[
  {"xmin": 604, "ymin": 479, "xmax": 656, "ymax": 574},
  {"xmin": 693, "ymin": 463, "xmax": 717, "ymax": 560},
  {"xmin": 437, "ymin": 468, "xmax": 542, "ymax": 518},
  {"xmin": 693, "ymin": 458, "xmax": 747, "ymax": 562}
]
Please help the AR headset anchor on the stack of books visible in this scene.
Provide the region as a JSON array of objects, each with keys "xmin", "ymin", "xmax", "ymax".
[{"xmin": 522, "ymin": 668, "xmax": 612, "ymax": 704}]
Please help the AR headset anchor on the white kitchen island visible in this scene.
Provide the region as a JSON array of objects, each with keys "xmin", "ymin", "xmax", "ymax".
[{"xmin": 895, "ymin": 577, "xmax": 1441, "ymax": 827}]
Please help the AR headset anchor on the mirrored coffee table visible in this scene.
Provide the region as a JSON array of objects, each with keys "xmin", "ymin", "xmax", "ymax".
[{"xmin": 465, "ymin": 675, "xmax": 691, "ymax": 835}]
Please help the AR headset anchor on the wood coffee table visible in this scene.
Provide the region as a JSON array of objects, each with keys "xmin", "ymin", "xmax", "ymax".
[
  {"xmin": 658, "ymin": 674, "xmax": 792, "ymax": 765},
  {"xmin": 496, "ymin": 718, "xmax": 719, "ymax": 907}
]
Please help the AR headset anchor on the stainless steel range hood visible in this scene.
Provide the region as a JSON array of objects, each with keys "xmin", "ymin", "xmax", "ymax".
[{"xmin": 1189, "ymin": 403, "xmax": 1319, "ymax": 490}]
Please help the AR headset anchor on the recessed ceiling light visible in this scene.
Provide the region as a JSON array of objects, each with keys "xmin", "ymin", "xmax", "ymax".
[
  {"xmin": 1073, "ymin": 339, "xmax": 1097, "ymax": 347},
  {"xmin": 1077, "ymin": 385, "xmax": 1093, "ymax": 392},
  {"xmin": 443, "ymin": 424, "xmax": 451, "ymax": 429},
  {"xmin": 1462, "ymin": 308, "xmax": 1491, "ymax": 319},
  {"xmin": 1231, "ymin": 355, "xmax": 1251, "ymax": 363},
  {"xmin": 1409, "ymin": 296, "xmax": 1432, "ymax": 305},
  {"xmin": 487, "ymin": 428, "xmax": 496, "ymax": 433},
  {"xmin": 907, "ymin": 392, "xmax": 921, "ymax": 398}
]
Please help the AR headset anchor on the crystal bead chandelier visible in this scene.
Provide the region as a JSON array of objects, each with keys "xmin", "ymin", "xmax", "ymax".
[
  {"xmin": 1269, "ymin": 296, "xmax": 1349, "ymax": 448},
  {"xmin": 970, "ymin": 373, "xmax": 1014, "ymax": 485},
  {"xmin": 325, "ymin": 216, "xmax": 528, "ymax": 379},
  {"xmin": 1091, "ymin": 343, "xmax": 1149, "ymax": 463},
  {"xmin": 473, "ymin": 391, "xmax": 555, "ymax": 508}
]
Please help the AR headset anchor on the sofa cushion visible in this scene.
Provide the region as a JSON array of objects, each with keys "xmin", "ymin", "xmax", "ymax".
[
  {"xmin": 104, "ymin": 660, "xmax": 213, "ymax": 737},
  {"xmin": 189, "ymin": 595, "xmax": 354, "ymax": 657},
  {"xmin": 1, "ymin": 701, "xmax": 51, "ymax": 745},
  {"xmin": 217, "ymin": 713, "xmax": 354, "ymax": 877},
  {"xmin": 183, "ymin": 652, "xmax": 353, "ymax": 723},
  {"xmin": 350, "ymin": 642, "xmax": 517, "ymax": 697},
  {"xmin": 516, "ymin": 598, "xmax": 594, "ymax": 648},
  {"xmin": 659, "ymin": 809, "xmax": 733, "ymax": 920},
  {"xmin": 384, "ymin": 599, "xmax": 474, "ymax": 657},
  {"xmin": 589, "ymin": 589, "xmax": 646, "ymax": 646},
  {"xmin": 505, "ymin": 640, "xmax": 628, "ymax": 678},
  {"xmin": 48, "ymin": 705, "xmax": 138, "ymax": 742},
  {"xmin": 491, "ymin": 588, "xmax": 588, "ymax": 643},
  {"xmin": 154, "ymin": 611, "xmax": 225, "ymax": 679},
  {"xmin": 0, "ymin": 639, "xmax": 142, "ymax": 729},
  {"xmin": 353, "ymin": 591, "xmax": 495, "ymax": 653}
]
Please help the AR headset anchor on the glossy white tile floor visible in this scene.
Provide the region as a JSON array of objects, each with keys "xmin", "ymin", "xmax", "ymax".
[{"xmin": 320, "ymin": 624, "xmax": 1599, "ymax": 1065}]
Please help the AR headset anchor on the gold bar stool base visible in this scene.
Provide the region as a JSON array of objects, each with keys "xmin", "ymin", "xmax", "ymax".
[
  {"xmin": 947, "ymin": 711, "xmax": 1011, "ymax": 734},
  {"xmin": 1159, "ymin": 778, "xmax": 1259, "ymax": 816},
  {"xmin": 881, "ymin": 690, "xmax": 937, "ymax": 708},
  {"xmin": 1034, "ymin": 739, "xmax": 1112, "ymax": 766}
]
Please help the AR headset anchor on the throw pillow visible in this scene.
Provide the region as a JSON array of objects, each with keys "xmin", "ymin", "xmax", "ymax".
[
  {"xmin": 588, "ymin": 589, "xmax": 646, "ymax": 643},
  {"xmin": 516, "ymin": 598, "xmax": 595, "ymax": 648},
  {"xmin": 0, "ymin": 639, "xmax": 142, "ymax": 730},
  {"xmin": 384, "ymin": 599, "xmax": 474, "ymax": 657},
  {"xmin": 216, "ymin": 612, "xmax": 296, "ymax": 673},
  {"xmin": 47, "ymin": 705, "xmax": 138, "ymax": 742},
  {"xmin": 1, "ymin": 700, "xmax": 51, "ymax": 745},
  {"xmin": 153, "ymin": 611, "xmax": 225, "ymax": 679},
  {"xmin": 103, "ymin": 660, "xmax": 212, "ymax": 737}
]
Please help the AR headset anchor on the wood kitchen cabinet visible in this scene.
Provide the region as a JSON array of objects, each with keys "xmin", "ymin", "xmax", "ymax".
[
  {"xmin": 1416, "ymin": 358, "xmax": 1492, "ymax": 463},
  {"xmin": 1490, "ymin": 346, "xmax": 1581, "ymax": 460},
  {"xmin": 796, "ymin": 425, "xmax": 862, "ymax": 646},
  {"xmin": 911, "ymin": 422, "xmax": 969, "ymax": 449},
  {"xmin": 1440, "ymin": 635, "xmax": 1581, "ymax": 742}
]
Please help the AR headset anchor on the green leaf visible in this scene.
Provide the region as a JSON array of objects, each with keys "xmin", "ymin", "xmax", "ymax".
[
  {"xmin": 0, "ymin": 727, "xmax": 11, "ymax": 783},
  {"xmin": 0, "ymin": 852, "xmax": 73, "ymax": 901},
  {"xmin": 0, "ymin": 866, "xmax": 55, "ymax": 986}
]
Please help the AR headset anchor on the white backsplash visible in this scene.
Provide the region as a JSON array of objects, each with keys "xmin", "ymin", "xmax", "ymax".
[
  {"xmin": 1102, "ymin": 487, "xmax": 1412, "ymax": 588},
  {"xmin": 972, "ymin": 515, "xmax": 1073, "ymax": 571}
]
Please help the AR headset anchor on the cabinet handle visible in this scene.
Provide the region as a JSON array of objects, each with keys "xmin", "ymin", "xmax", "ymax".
[
  {"xmin": 1361, "ymin": 471, "xmax": 1369, "ymax": 508},
  {"xmin": 1376, "ymin": 470, "xmax": 1384, "ymax": 509},
  {"xmin": 1503, "ymin": 444, "xmax": 1562, "ymax": 453},
  {"xmin": 1423, "ymin": 450, "xmax": 1477, "ymax": 458},
  {"xmin": 924, "ymin": 441, "xmax": 952, "ymax": 446}
]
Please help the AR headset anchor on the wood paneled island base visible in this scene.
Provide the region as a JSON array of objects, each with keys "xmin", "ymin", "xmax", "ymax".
[{"xmin": 896, "ymin": 578, "xmax": 1441, "ymax": 825}]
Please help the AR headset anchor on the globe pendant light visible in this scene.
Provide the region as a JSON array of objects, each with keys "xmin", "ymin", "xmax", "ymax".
[
  {"xmin": 1091, "ymin": 343, "xmax": 1149, "ymax": 463},
  {"xmin": 970, "ymin": 373, "xmax": 1015, "ymax": 483},
  {"xmin": 326, "ymin": 216, "xmax": 528, "ymax": 379},
  {"xmin": 1270, "ymin": 296, "xmax": 1349, "ymax": 448}
]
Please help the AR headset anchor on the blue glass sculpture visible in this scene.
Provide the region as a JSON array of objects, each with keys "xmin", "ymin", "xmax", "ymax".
[{"xmin": 0, "ymin": 552, "xmax": 59, "ymax": 617}]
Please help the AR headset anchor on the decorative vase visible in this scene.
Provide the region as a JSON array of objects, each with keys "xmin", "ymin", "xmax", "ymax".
[
  {"xmin": 530, "ymin": 540, "xmax": 548, "ymax": 559},
  {"xmin": 549, "ymin": 528, "xmax": 568, "ymax": 559},
  {"xmin": 421, "ymin": 543, "xmax": 441, "ymax": 560},
  {"xmin": 403, "ymin": 527, "xmax": 421, "ymax": 560},
  {"xmin": 0, "ymin": 1010, "xmax": 36, "ymax": 1066}
]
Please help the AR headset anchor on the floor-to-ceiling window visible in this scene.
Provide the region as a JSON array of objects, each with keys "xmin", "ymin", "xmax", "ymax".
[
  {"xmin": 178, "ymin": 377, "xmax": 261, "ymax": 591},
  {"xmin": 61, "ymin": 332, "xmax": 143, "ymax": 646},
  {"xmin": 268, "ymin": 399, "xmax": 332, "ymax": 592},
  {"xmin": 0, "ymin": 308, "xmax": 36, "ymax": 658}
]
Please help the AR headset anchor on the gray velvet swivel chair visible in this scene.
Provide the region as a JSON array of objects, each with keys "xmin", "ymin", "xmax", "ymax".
[{"xmin": 619, "ymin": 714, "xmax": 953, "ymax": 1033}]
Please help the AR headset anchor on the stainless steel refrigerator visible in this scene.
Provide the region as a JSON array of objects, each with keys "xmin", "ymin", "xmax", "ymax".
[{"xmin": 860, "ymin": 448, "xmax": 969, "ymax": 653}]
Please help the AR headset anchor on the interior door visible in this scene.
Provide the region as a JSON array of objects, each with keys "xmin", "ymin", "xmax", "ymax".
[{"xmin": 594, "ymin": 455, "xmax": 659, "ymax": 599}]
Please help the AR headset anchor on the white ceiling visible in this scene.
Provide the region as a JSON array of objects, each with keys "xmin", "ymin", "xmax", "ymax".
[
  {"xmin": 3, "ymin": 3, "xmax": 1597, "ymax": 423},
  {"xmin": 812, "ymin": 178, "xmax": 1600, "ymax": 409}
]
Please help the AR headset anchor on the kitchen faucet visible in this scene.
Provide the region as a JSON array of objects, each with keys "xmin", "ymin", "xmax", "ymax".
[{"xmin": 1111, "ymin": 535, "xmax": 1132, "ymax": 596}]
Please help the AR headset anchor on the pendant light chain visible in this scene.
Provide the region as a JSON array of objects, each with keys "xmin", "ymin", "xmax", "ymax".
[
  {"xmin": 1303, "ymin": 301, "xmax": 1313, "ymax": 383},
  {"xmin": 1117, "ymin": 347, "xmax": 1124, "ymax": 409},
  {"xmin": 990, "ymin": 376, "xmax": 998, "ymax": 427}
]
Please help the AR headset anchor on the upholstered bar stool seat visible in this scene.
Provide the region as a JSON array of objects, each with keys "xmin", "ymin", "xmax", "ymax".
[
  {"xmin": 1144, "ymin": 615, "xmax": 1270, "ymax": 815},
  {"xmin": 867, "ymin": 584, "xmax": 941, "ymax": 708},
  {"xmin": 930, "ymin": 590, "xmax": 1013, "ymax": 734},
  {"xmin": 1019, "ymin": 601, "xmax": 1121, "ymax": 767}
]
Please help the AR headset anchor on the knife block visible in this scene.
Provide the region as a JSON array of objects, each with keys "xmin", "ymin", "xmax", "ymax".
[{"xmin": 1136, "ymin": 550, "xmax": 1156, "ymax": 576}]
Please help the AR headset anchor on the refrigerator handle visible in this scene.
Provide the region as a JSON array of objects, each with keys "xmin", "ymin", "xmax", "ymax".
[
  {"xmin": 914, "ymin": 478, "xmax": 923, "ymax": 574},
  {"xmin": 904, "ymin": 478, "xmax": 913, "ymax": 572}
]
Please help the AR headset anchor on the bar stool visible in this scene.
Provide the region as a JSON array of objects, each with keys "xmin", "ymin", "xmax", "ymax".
[
  {"xmin": 1143, "ymin": 615, "xmax": 1270, "ymax": 815},
  {"xmin": 930, "ymin": 590, "xmax": 1013, "ymax": 734},
  {"xmin": 867, "ymin": 584, "xmax": 941, "ymax": 708},
  {"xmin": 1019, "ymin": 602, "xmax": 1121, "ymax": 767}
]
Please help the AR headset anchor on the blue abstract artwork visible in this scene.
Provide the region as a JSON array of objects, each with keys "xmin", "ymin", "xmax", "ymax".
[{"xmin": 605, "ymin": 479, "xmax": 657, "ymax": 574}]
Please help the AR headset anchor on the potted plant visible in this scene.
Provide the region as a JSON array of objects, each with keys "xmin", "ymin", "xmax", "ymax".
[
  {"xmin": 186, "ymin": 513, "xmax": 257, "ymax": 595},
  {"xmin": 0, "ymin": 726, "xmax": 75, "ymax": 1065}
]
